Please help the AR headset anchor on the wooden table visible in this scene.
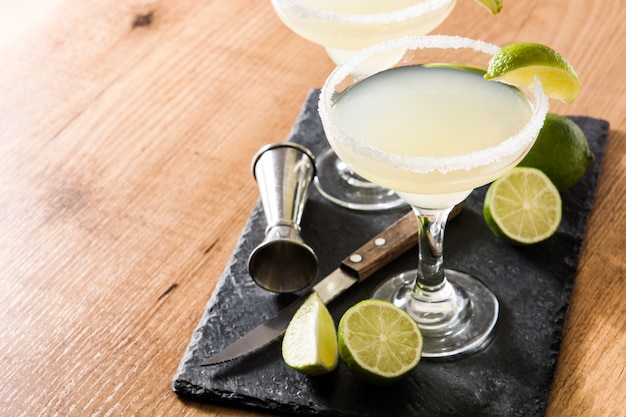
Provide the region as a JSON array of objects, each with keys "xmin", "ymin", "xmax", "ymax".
[{"xmin": 1, "ymin": 1, "xmax": 624, "ymax": 416}]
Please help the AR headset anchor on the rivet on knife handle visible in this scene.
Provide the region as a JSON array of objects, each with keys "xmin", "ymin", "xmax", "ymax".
[{"xmin": 341, "ymin": 211, "xmax": 417, "ymax": 282}]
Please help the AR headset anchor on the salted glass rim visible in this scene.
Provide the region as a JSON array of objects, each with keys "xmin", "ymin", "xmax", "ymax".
[
  {"xmin": 270, "ymin": 0, "xmax": 455, "ymax": 25},
  {"xmin": 318, "ymin": 35, "xmax": 550, "ymax": 175}
]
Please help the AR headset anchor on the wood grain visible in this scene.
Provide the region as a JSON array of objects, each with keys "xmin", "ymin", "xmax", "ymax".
[{"xmin": 0, "ymin": 0, "xmax": 624, "ymax": 416}]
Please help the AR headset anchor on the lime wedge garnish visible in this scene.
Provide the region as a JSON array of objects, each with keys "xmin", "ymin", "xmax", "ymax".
[
  {"xmin": 484, "ymin": 167, "xmax": 562, "ymax": 245},
  {"xmin": 473, "ymin": 0, "xmax": 503, "ymax": 15},
  {"xmin": 281, "ymin": 292, "xmax": 338, "ymax": 375},
  {"xmin": 338, "ymin": 299, "xmax": 423, "ymax": 385},
  {"xmin": 485, "ymin": 42, "xmax": 580, "ymax": 103}
]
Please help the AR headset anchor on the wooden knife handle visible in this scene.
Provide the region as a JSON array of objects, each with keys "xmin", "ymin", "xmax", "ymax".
[{"xmin": 340, "ymin": 211, "xmax": 418, "ymax": 282}]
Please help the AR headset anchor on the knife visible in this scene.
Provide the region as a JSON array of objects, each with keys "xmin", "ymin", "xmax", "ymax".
[{"xmin": 201, "ymin": 211, "xmax": 418, "ymax": 366}]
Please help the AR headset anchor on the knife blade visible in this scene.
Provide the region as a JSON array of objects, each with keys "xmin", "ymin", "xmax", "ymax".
[{"xmin": 201, "ymin": 211, "xmax": 418, "ymax": 366}]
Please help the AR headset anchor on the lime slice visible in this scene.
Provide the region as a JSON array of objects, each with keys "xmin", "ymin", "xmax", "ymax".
[
  {"xmin": 281, "ymin": 292, "xmax": 338, "ymax": 375},
  {"xmin": 484, "ymin": 167, "xmax": 562, "ymax": 245},
  {"xmin": 473, "ymin": 0, "xmax": 503, "ymax": 15},
  {"xmin": 518, "ymin": 113, "xmax": 594, "ymax": 190},
  {"xmin": 338, "ymin": 299, "xmax": 423, "ymax": 385},
  {"xmin": 485, "ymin": 42, "xmax": 580, "ymax": 103},
  {"xmin": 424, "ymin": 63, "xmax": 487, "ymax": 75}
]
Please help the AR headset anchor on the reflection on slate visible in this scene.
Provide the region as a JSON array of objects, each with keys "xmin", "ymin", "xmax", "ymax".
[{"xmin": 172, "ymin": 89, "xmax": 609, "ymax": 417}]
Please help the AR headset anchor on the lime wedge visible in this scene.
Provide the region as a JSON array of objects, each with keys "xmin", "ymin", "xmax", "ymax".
[
  {"xmin": 473, "ymin": 0, "xmax": 503, "ymax": 15},
  {"xmin": 281, "ymin": 292, "xmax": 338, "ymax": 375},
  {"xmin": 485, "ymin": 42, "xmax": 580, "ymax": 103},
  {"xmin": 518, "ymin": 113, "xmax": 594, "ymax": 190},
  {"xmin": 338, "ymin": 299, "xmax": 423, "ymax": 385},
  {"xmin": 484, "ymin": 167, "xmax": 562, "ymax": 245}
]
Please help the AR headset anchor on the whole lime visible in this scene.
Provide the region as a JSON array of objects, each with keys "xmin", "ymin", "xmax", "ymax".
[{"xmin": 518, "ymin": 113, "xmax": 594, "ymax": 190}]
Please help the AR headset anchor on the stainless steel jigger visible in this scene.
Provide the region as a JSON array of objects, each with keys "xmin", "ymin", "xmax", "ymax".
[{"xmin": 247, "ymin": 142, "xmax": 318, "ymax": 293}]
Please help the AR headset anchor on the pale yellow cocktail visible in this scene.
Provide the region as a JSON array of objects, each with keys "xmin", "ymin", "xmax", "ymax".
[{"xmin": 328, "ymin": 65, "xmax": 537, "ymax": 208}]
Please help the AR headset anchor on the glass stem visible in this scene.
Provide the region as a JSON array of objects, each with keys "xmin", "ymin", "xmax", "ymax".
[
  {"xmin": 406, "ymin": 205, "xmax": 469, "ymax": 333},
  {"xmin": 413, "ymin": 205, "xmax": 452, "ymax": 290}
]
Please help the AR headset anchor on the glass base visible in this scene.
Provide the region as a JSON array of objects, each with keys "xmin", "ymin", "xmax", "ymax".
[
  {"xmin": 314, "ymin": 148, "xmax": 406, "ymax": 211},
  {"xmin": 373, "ymin": 269, "xmax": 499, "ymax": 358}
]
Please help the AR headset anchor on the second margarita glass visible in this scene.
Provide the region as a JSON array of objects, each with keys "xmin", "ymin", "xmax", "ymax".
[{"xmin": 271, "ymin": 0, "xmax": 457, "ymax": 210}]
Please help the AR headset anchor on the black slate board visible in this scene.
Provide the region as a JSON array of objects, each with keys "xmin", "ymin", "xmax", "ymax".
[{"xmin": 172, "ymin": 89, "xmax": 609, "ymax": 417}]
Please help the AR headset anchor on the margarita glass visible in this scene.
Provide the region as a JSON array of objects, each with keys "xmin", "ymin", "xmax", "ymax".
[
  {"xmin": 271, "ymin": 0, "xmax": 457, "ymax": 211},
  {"xmin": 318, "ymin": 35, "xmax": 549, "ymax": 357}
]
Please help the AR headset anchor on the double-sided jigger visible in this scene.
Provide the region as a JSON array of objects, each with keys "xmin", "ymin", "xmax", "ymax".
[{"xmin": 247, "ymin": 142, "xmax": 318, "ymax": 293}]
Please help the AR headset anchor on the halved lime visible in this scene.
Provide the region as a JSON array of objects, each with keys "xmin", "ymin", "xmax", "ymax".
[
  {"xmin": 484, "ymin": 167, "xmax": 562, "ymax": 245},
  {"xmin": 338, "ymin": 299, "xmax": 423, "ymax": 385},
  {"xmin": 473, "ymin": 0, "xmax": 503, "ymax": 15},
  {"xmin": 485, "ymin": 42, "xmax": 580, "ymax": 103},
  {"xmin": 281, "ymin": 292, "xmax": 338, "ymax": 375}
]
